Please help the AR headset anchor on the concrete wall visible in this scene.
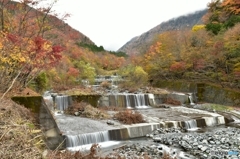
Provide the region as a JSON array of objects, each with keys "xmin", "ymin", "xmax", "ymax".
[
  {"xmin": 154, "ymin": 80, "xmax": 240, "ymax": 106},
  {"xmin": 12, "ymin": 96, "xmax": 65, "ymax": 150},
  {"xmin": 40, "ymin": 100, "xmax": 65, "ymax": 150},
  {"xmin": 98, "ymin": 93, "xmax": 189, "ymax": 108}
]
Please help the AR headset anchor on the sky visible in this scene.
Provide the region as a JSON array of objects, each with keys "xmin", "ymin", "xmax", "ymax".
[{"xmin": 52, "ymin": 0, "xmax": 212, "ymax": 51}]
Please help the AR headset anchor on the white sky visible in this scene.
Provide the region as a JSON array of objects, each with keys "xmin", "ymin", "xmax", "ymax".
[{"xmin": 53, "ymin": 0, "xmax": 212, "ymax": 51}]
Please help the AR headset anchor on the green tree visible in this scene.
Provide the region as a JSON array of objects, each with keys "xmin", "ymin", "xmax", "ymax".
[
  {"xmin": 34, "ymin": 71, "xmax": 49, "ymax": 93},
  {"xmin": 74, "ymin": 61, "xmax": 96, "ymax": 84},
  {"xmin": 118, "ymin": 65, "xmax": 148, "ymax": 89}
]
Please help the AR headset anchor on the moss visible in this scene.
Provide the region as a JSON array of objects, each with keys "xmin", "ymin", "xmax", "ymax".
[
  {"xmin": 197, "ymin": 83, "xmax": 205, "ymax": 101},
  {"xmin": 202, "ymin": 103, "xmax": 233, "ymax": 111},
  {"xmin": 11, "ymin": 96, "xmax": 42, "ymax": 113},
  {"xmin": 71, "ymin": 95, "xmax": 102, "ymax": 107},
  {"xmin": 154, "ymin": 80, "xmax": 198, "ymax": 92},
  {"xmin": 108, "ymin": 128, "xmax": 129, "ymax": 140}
]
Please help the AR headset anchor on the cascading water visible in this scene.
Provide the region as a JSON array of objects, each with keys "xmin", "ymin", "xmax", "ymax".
[
  {"xmin": 43, "ymin": 91, "xmax": 54, "ymax": 105},
  {"xmin": 188, "ymin": 93, "xmax": 195, "ymax": 106},
  {"xmin": 66, "ymin": 131, "xmax": 110, "ymax": 147},
  {"xmin": 56, "ymin": 95, "xmax": 72, "ymax": 111},
  {"xmin": 108, "ymin": 93, "xmax": 152, "ymax": 109},
  {"xmin": 184, "ymin": 119, "xmax": 198, "ymax": 130}
]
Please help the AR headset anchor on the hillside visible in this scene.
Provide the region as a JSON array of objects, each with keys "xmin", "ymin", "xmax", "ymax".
[
  {"xmin": 0, "ymin": 0, "xmax": 127, "ymax": 95},
  {"xmin": 118, "ymin": 9, "xmax": 207, "ymax": 55}
]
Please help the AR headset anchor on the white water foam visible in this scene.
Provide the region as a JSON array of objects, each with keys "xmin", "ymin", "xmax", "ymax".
[
  {"xmin": 184, "ymin": 120, "xmax": 199, "ymax": 131},
  {"xmin": 67, "ymin": 141, "xmax": 121, "ymax": 152},
  {"xmin": 66, "ymin": 131, "xmax": 110, "ymax": 147},
  {"xmin": 56, "ymin": 95, "xmax": 71, "ymax": 111}
]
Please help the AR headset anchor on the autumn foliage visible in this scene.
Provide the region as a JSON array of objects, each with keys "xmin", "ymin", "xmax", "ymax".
[
  {"xmin": 0, "ymin": 0, "xmax": 67, "ymax": 98},
  {"xmin": 138, "ymin": 0, "xmax": 240, "ymax": 89},
  {"xmin": 114, "ymin": 110, "xmax": 145, "ymax": 124},
  {"xmin": 0, "ymin": 0, "xmax": 127, "ymax": 96}
]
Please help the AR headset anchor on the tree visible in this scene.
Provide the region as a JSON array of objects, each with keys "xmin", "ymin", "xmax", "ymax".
[
  {"xmin": 221, "ymin": 0, "xmax": 240, "ymax": 15},
  {"xmin": 118, "ymin": 65, "xmax": 148, "ymax": 89},
  {"xmin": 141, "ymin": 32, "xmax": 179, "ymax": 79},
  {"xmin": 0, "ymin": 0, "xmax": 66, "ymax": 98},
  {"xmin": 204, "ymin": 0, "xmax": 240, "ymax": 34},
  {"xmin": 74, "ymin": 61, "xmax": 96, "ymax": 84}
]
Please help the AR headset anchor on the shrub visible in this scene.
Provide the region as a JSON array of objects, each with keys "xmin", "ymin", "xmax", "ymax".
[
  {"xmin": 114, "ymin": 110, "xmax": 145, "ymax": 124},
  {"xmin": 47, "ymin": 144, "xmax": 101, "ymax": 159},
  {"xmin": 100, "ymin": 81, "xmax": 112, "ymax": 89},
  {"xmin": 66, "ymin": 102, "xmax": 110, "ymax": 119},
  {"xmin": 34, "ymin": 71, "xmax": 49, "ymax": 93},
  {"xmin": 164, "ymin": 97, "xmax": 181, "ymax": 106},
  {"xmin": 118, "ymin": 65, "xmax": 148, "ymax": 90}
]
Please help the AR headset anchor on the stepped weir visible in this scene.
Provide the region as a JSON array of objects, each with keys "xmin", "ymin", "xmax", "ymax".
[
  {"xmin": 42, "ymin": 89, "xmax": 230, "ymax": 151},
  {"xmin": 101, "ymin": 93, "xmax": 152, "ymax": 108}
]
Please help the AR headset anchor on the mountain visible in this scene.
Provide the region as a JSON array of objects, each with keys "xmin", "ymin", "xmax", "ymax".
[{"xmin": 118, "ymin": 9, "xmax": 208, "ymax": 55}]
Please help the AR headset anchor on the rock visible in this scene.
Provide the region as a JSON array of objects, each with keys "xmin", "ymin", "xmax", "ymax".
[
  {"xmin": 74, "ymin": 112, "xmax": 80, "ymax": 116},
  {"xmin": 215, "ymin": 140, "xmax": 221, "ymax": 145},
  {"xmin": 157, "ymin": 145, "xmax": 163, "ymax": 150},
  {"xmin": 221, "ymin": 138, "xmax": 226, "ymax": 143},
  {"xmin": 198, "ymin": 145, "xmax": 203, "ymax": 149},
  {"xmin": 106, "ymin": 120, "xmax": 114, "ymax": 125},
  {"xmin": 193, "ymin": 142, "xmax": 198, "ymax": 146},
  {"xmin": 153, "ymin": 137, "xmax": 162, "ymax": 142},
  {"xmin": 202, "ymin": 139, "xmax": 208, "ymax": 144},
  {"xmin": 209, "ymin": 141, "xmax": 215, "ymax": 144}
]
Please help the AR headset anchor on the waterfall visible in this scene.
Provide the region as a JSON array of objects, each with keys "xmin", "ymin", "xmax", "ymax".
[
  {"xmin": 184, "ymin": 120, "xmax": 198, "ymax": 130},
  {"xmin": 125, "ymin": 94, "xmax": 131, "ymax": 108},
  {"xmin": 106, "ymin": 94, "xmax": 151, "ymax": 108},
  {"xmin": 66, "ymin": 131, "xmax": 110, "ymax": 147},
  {"xmin": 124, "ymin": 94, "xmax": 150, "ymax": 109},
  {"xmin": 43, "ymin": 92, "xmax": 54, "ymax": 105},
  {"xmin": 188, "ymin": 93, "xmax": 195, "ymax": 106},
  {"xmin": 56, "ymin": 95, "xmax": 72, "ymax": 111}
]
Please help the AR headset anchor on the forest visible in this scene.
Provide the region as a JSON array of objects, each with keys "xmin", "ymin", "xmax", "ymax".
[
  {"xmin": 0, "ymin": 0, "xmax": 239, "ymax": 98},
  {"xmin": 132, "ymin": 0, "xmax": 240, "ymax": 89}
]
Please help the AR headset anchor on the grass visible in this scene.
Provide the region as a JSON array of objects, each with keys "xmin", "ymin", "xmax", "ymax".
[
  {"xmin": 0, "ymin": 99, "xmax": 43, "ymax": 159},
  {"xmin": 201, "ymin": 103, "xmax": 234, "ymax": 112}
]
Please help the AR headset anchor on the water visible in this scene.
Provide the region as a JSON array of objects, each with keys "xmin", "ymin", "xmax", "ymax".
[
  {"xmin": 43, "ymin": 89, "xmax": 240, "ymax": 158},
  {"xmin": 107, "ymin": 93, "xmax": 152, "ymax": 109},
  {"xmin": 188, "ymin": 93, "xmax": 195, "ymax": 106},
  {"xmin": 184, "ymin": 119, "xmax": 198, "ymax": 131},
  {"xmin": 66, "ymin": 131, "xmax": 110, "ymax": 147},
  {"xmin": 55, "ymin": 95, "xmax": 72, "ymax": 111},
  {"xmin": 67, "ymin": 141, "xmax": 121, "ymax": 152}
]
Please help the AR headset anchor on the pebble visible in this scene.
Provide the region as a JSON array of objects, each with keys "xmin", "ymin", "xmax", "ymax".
[{"xmin": 110, "ymin": 127, "xmax": 240, "ymax": 159}]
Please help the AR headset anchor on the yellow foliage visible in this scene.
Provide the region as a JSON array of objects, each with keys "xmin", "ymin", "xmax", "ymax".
[{"xmin": 192, "ymin": 25, "xmax": 206, "ymax": 32}]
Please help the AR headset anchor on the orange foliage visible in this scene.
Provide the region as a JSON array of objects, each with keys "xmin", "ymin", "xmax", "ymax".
[
  {"xmin": 170, "ymin": 62, "xmax": 186, "ymax": 72},
  {"xmin": 67, "ymin": 67, "xmax": 79, "ymax": 77},
  {"xmin": 221, "ymin": 0, "xmax": 240, "ymax": 14},
  {"xmin": 114, "ymin": 110, "xmax": 145, "ymax": 124}
]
